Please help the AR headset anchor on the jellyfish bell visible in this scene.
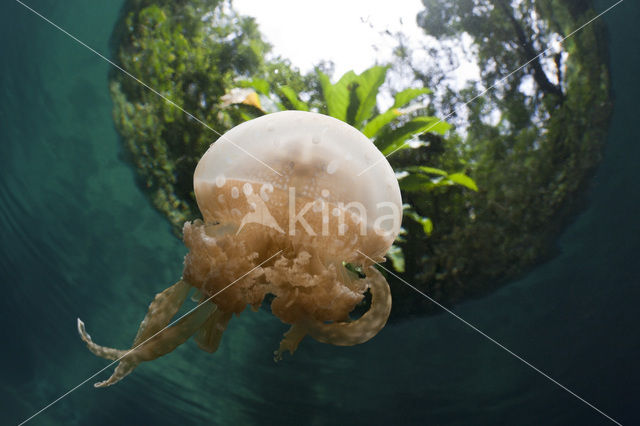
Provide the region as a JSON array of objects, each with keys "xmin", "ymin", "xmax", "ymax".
[
  {"xmin": 193, "ymin": 110, "xmax": 402, "ymax": 261},
  {"xmin": 78, "ymin": 111, "xmax": 402, "ymax": 386}
]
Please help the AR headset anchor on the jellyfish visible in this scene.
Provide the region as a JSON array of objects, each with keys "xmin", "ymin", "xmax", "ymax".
[{"xmin": 77, "ymin": 110, "xmax": 402, "ymax": 387}]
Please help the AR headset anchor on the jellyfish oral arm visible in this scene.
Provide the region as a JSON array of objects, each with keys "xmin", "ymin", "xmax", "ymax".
[
  {"xmin": 77, "ymin": 280, "xmax": 215, "ymax": 387},
  {"xmin": 194, "ymin": 309, "xmax": 233, "ymax": 353},
  {"xmin": 274, "ymin": 266, "xmax": 392, "ymax": 360},
  {"xmin": 306, "ymin": 266, "xmax": 392, "ymax": 346},
  {"xmin": 130, "ymin": 280, "xmax": 191, "ymax": 346}
]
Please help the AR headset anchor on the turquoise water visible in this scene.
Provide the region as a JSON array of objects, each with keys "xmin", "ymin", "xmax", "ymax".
[{"xmin": 1, "ymin": 0, "xmax": 638, "ymax": 424}]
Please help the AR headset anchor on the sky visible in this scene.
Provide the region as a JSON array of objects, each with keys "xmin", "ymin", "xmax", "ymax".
[
  {"xmin": 232, "ymin": 0, "xmax": 427, "ymax": 77},
  {"xmin": 231, "ymin": 0, "xmax": 481, "ymax": 115}
]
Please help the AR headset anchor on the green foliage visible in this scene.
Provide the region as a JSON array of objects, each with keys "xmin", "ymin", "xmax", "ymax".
[
  {"xmin": 277, "ymin": 86, "xmax": 309, "ymax": 111},
  {"xmin": 381, "ymin": 0, "xmax": 613, "ymax": 316},
  {"xmin": 351, "ymin": 66, "xmax": 389, "ymax": 128},
  {"xmin": 316, "ymin": 71, "xmax": 350, "ymax": 120},
  {"xmin": 399, "ymin": 166, "xmax": 477, "ymax": 192},
  {"xmin": 362, "ymin": 88, "xmax": 431, "ymax": 138},
  {"xmin": 404, "ymin": 209, "xmax": 434, "ymax": 236},
  {"xmin": 376, "ymin": 117, "xmax": 450, "ymax": 155},
  {"xmin": 238, "ymin": 78, "xmax": 270, "ymax": 96},
  {"xmin": 446, "ymin": 173, "xmax": 478, "ymax": 192},
  {"xmin": 386, "ymin": 245, "xmax": 406, "ymax": 273}
]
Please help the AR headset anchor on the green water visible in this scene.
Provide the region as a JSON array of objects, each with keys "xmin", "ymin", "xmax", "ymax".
[{"xmin": 1, "ymin": 0, "xmax": 638, "ymax": 424}]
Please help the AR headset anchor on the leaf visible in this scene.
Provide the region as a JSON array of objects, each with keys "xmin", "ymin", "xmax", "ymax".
[
  {"xmin": 422, "ymin": 218, "xmax": 434, "ymax": 235},
  {"xmin": 423, "ymin": 119, "xmax": 451, "ymax": 135},
  {"xmin": 237, "ymin": 78, "xmax": 270, "ymax": 96},
  {"xmin": 353, "ymin": 65, "xmax": 389, "ymax": 128},
  {"xmin": 386, "ymin": 245, "xmax": 405, "ymax": 273},
  {"xmin": 346, "ymin": 82, "xmax": 361, "ymax": 125},
  {"xmin": 397, "ymin": 173, "xmax": 435, "ymax": 192},
  {"xmin": 231, "ymin": 102, "xmax": 266, "ymax": 119},
  {"xmin": 362, "ymin": 87, "xmax": 432, "ymax": 138},
  {"xmin": 278, "ymin": 85, "xmax": 309, "ymax": 111},
  {"xmin": 362, "ymin": 108, "xmax": 401, "ymax": 138},
  {"xmin": 400, "ymin": 168, "xmax": 478, "ymax": 193},
  {"xmin": 403, "ymin": 166, "xmax": 449, "ymax": 176},
  {"xmin": 242, "ymin": 92, "xmax": 262, "ymax": 110},
  {"xmin": 319, "ymin": 70, "xmax": 357, "ymax": 121},
  {"xmin": 447, "ymin": 173, "xmax": 479, "ymax": 191},
  {"xmin": 220, "ymin": 88, "xmax": 264, "ymax": 112},
  {"xmin": 393, "ymin": 87, "xmax": 432, "ymax": 108},
  {"xmin": 405, "ymin": 210, "xmax": 433, "ymax": 236},
  {"xmin": 377, "ymin": 116, "xmax": 450, "ymax": 155}
]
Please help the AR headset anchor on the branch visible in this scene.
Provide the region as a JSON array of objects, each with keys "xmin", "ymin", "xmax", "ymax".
[
  {"xmin": 554, "ymin": 52, "xmax": 563, "ymax": 88},
  {"xmin": 495, "ymin": 0, "xmax": 564, "ymax": 101}
]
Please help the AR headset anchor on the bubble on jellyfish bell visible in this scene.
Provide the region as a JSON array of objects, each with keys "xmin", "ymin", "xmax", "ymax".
[{"xmin": 77, "ymin": 111, "xmax": 402, "ymax": 387}]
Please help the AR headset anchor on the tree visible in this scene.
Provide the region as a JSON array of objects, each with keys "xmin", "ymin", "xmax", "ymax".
[
  {"xmin": 109, "ymin": 0, "xmax": 612, "ymax": 319},
  {"xmin": 110, "ymin": 0, "xmax": 309, "ymax": 229},
  {"xmin": 378, "ymin": 0, "xmax": 612, "ymax": 315},
  {"xmin": 417, "ymin": 0, "xmax": 565, "ymax": 102}
]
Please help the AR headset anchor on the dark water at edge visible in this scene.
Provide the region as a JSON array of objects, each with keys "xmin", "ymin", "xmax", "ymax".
[{"xmin": 1, "ymin": 1, "xmax": 639, "ymax": 425}]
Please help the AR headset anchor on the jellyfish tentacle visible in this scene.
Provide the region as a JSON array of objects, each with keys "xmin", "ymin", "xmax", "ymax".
[
  {"xmin": 194, "ymin": 309, "xmax": 233, "ymax": 353},
  {"xmin": 305, "ymin": 266, "xmax": 392, "ymax": 346}
]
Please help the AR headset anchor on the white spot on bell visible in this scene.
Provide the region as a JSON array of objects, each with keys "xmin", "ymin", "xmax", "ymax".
[
  {"xmin": 327, "ymin": 159, "xmax": 339, "ymax": 174},
  {"xmin": 312, "ymin": 198, "xmax": 324, "ymax": 212},
  {"xmin": 260, "ymin": 183, "xmax": 273, "ymax": 201}
]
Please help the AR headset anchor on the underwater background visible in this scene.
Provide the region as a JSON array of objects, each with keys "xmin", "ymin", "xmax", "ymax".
[{"xmin": 1, "ymin": 0, "xmax": 638, "ymax": 425}]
